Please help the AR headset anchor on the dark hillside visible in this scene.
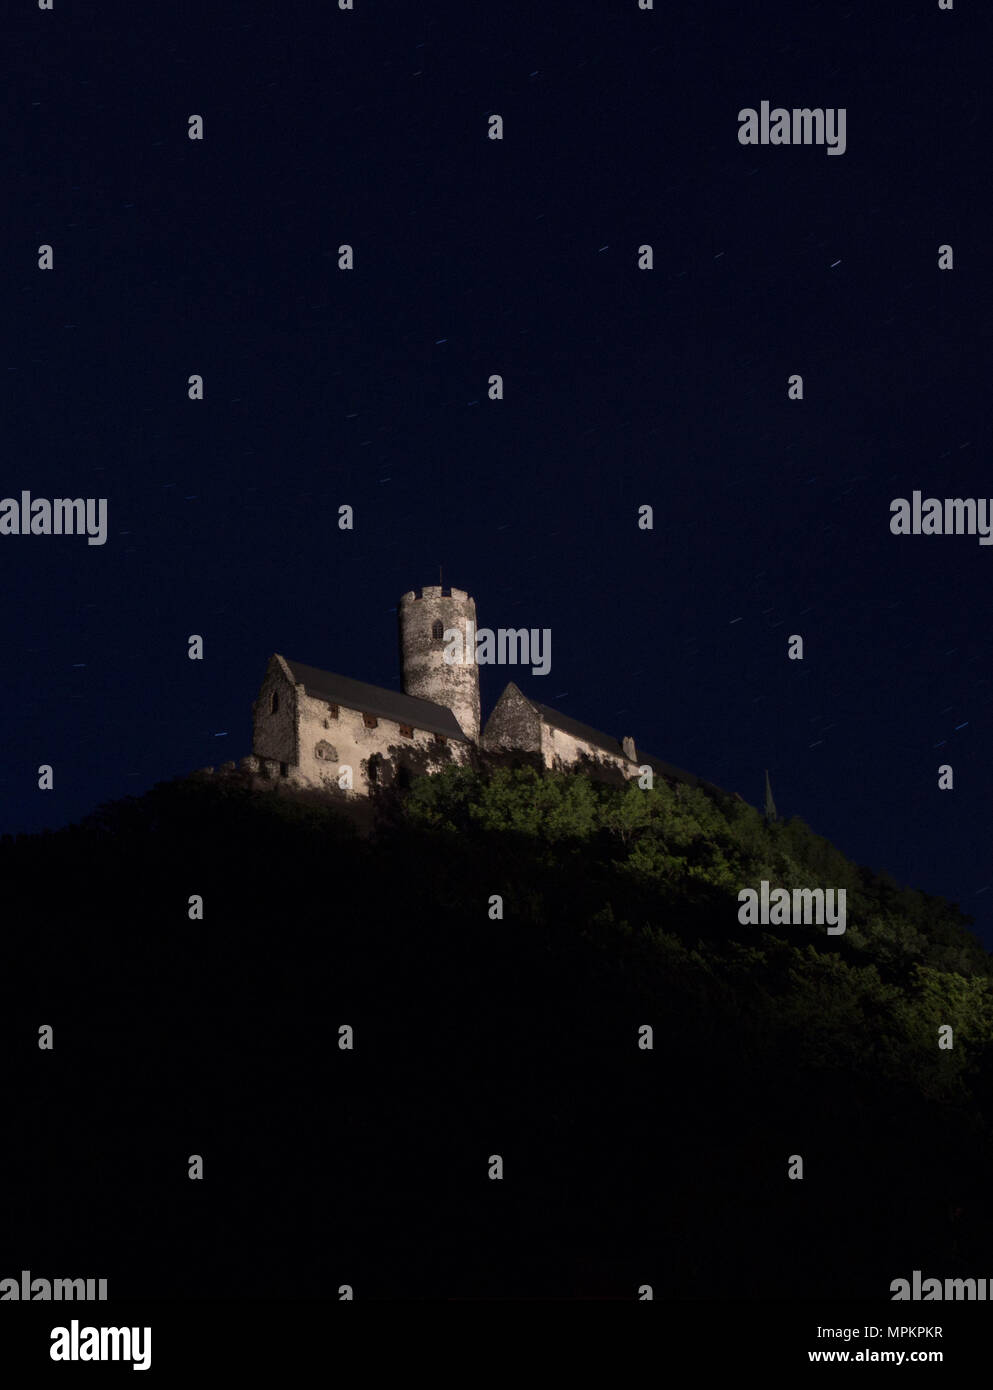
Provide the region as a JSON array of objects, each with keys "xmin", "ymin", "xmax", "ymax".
[{"xmin": 5, "ymin": 768, "xmax": 992, "ymax": 1299}]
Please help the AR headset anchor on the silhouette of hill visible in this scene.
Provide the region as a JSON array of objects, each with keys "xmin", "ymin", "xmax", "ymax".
[{"xmin": 5, "ymin": 767, "xmax": 993, "ymax": 1299}]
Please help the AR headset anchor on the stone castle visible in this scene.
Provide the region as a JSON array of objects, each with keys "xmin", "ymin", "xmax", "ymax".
[{"xmin": 209, "ymin": 585, "xmax": 714, "ymax": 799}]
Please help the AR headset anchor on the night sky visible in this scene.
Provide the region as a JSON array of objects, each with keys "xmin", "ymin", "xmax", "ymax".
[{"xmin": 4, "ymin": 2, "xmax": 991, "ymax": 939}]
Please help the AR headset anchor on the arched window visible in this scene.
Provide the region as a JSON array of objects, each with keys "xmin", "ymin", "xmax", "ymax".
[
  {"xmin": 432, "ymin": 619, "xmax": 444, "ymax": 640},
  {"xmin": 270, "ymin": 690, "xmax": 279, "ymax": 714}
]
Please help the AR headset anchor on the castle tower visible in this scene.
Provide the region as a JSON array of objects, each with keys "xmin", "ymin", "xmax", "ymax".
[{"xmin": 399, "ymin": 585, "xmax": 481, "ymax": 742}]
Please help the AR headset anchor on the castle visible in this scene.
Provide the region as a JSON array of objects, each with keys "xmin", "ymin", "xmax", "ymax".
[{"xmin": 214, "ymin": 585, "xmax": 713, "ymax": 799}]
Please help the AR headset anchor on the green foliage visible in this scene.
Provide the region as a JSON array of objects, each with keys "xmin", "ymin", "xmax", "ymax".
[
  {"xmin": 396, "ymin": 763, "xmax": 993, "ymax": 1101},
  {"xmin": 5, "ymin": 765, "xmax": 993, "ymax": 1299}
]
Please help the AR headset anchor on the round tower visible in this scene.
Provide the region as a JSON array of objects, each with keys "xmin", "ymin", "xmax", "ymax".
[{"xmin": 399, "ymin": 585, "xmax": 480, "ymax": 742}]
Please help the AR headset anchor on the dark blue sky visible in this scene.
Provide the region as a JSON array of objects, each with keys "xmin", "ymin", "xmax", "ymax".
[{"xmin": 4, "ymin": 1, "xmax": 991, "ymax": 939}]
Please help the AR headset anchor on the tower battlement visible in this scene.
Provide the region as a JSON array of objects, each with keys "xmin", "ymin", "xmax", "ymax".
[{"xmin": 401, "ymin": 586, "xmax": 470, "ymax": 603}]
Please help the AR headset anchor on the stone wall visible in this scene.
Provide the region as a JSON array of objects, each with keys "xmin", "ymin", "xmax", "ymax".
[
  {"xmin": 399, "ymin": 585, "xmax": 481, "ymax": 742},
  {"xmin": 540, "ymin": 722, "xmax": 634, "ymax": 782},
  {"xmin": 293, "ymin": 691, "xmax": 470, "ymax": 795},
  {"xmin": 252, "ymin": 654, "xmax": 299, "ymax": 767},
  {"xmin": 480, "ymin": 682, "xmax": 542, "ymax": 753}
]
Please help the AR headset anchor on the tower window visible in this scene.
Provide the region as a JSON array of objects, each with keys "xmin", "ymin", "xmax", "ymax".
[
  {"xmin": 399, "ymin": 723, "xmax": 414, "ymax": 738},
  {"xmin": 363, "ymin": 713, "xmax": 378, "ymax": 728},
  {"xmin": 269, "ymin": 690, "xmax": 279, "ymax": 714},
  {"xmin": 327, "ymin": 703, "xmax": 339, "ymax": 719},
  {"xmin": 432, "ymin": 619, "xmax": 444, "ymax": 640}
]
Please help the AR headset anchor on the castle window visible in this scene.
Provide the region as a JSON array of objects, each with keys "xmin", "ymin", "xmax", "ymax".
[
  {"xmin": 279, "ymin": 762, "xmax": 288, "ymax": 778},
  {"xmin": 432, "ymin": 619, "xmax": 444, "ymax": 640},
  {"xmin": 363, "ymin": 713, "xmax": 378, "ymax": 728},
  {"xmin": 327, "ymin": 703, "xmax": 339, "ymax": 719},
  {"xmin": 269, "ymin": 690, "xmax": 279, "ymax": 714},
  {"xmin": 399, "ymin": 723, "xmax": 414, "ymax": 738}
]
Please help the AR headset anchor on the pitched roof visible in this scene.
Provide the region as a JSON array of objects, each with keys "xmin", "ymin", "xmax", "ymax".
[
  {"xmin": 515, "ymin": 687, "xmax": 717, "ymax": 792},
  {"xmin": 279, "ymin": 657, "xmax": 470, "ymax": 742}
]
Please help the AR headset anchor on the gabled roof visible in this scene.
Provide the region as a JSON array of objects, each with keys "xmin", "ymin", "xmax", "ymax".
[
  {"xmin": 279, "ymin": 656, "xmax": 470, "ymax": 742},
  {"xmin": 506, "ymin": 683, "xmax": 717, "ymax": 792}
]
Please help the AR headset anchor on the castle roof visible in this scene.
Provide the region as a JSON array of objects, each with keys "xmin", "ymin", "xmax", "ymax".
[
  {"xmin": 507, "ymin": 684, "xmax": 717, "ymax": 793},
  {"xmin": 280, "ymin": 657, "xmax": 470, "ymax": 742}
]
